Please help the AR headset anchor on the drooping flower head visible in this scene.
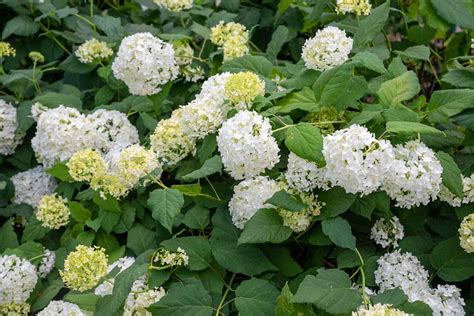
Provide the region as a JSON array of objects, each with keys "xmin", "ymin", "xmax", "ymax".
[
  {"xmin": 224, "ymin": 72, "xmax": 265, "ymax": 110},
  {"xmin": 302, "ymin": 26, "xmax": 353, "ymax": 71},
  {"xmin": 217, "ymin": 110, "xmax": 279, "ymax": 180},
  {"xmin": 229, "ymin": 176, "xmax": 280, "ymax": 229},
  {"xmin": 112, "ymin": 32, "xmax": 179, "ymax": 96},
  {"xmin": 36, "ymin": 193, "xmax": 70, "ymax": 229},
  {"xmin": 60, "ymin": 245, "xmax": 108, "ymax": 292},
  {"xmin": 75, "ymin": 38, "xmax": 113, "ymax": 64}
]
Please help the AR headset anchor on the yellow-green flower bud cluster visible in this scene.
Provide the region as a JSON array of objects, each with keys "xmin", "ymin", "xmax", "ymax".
[
  {"xmin": 28, "ymin": 51, "xmax": 45, "ymax": 63},
  {"xmin": 0, "ymin": 42, "xmax": 16, "ymax": 58},
  {"xmin": 210, "ymin": 21, "xmax": 249, "ymax": 61},
  {"xmin": 459, "ymin": 213, "xmax": 474, "ymax": 253},
  {"xmin": 336, "ymin": 0, "xmax": 371, "ymax": 16},
  {"xmin": 36, "ymin": 193, "xmax": 70, "ymax": 229},
  {"xmin": 153, "ymin": 247, "xmax": 189, "ymax": 267},
  {"xmin": 60, "ymin": 245, "xmax": 108, "ymax": 292},
  {"xmin": 0, "ymin": 302, "xmax": 30, "ymax": 315},
  {"xmin": 154, "ymin": 0, "xmax": 193, "ymax": 12},
  {"xmin": 75, "ymin": 38, "xmax": 113, "ymax": 64},
  {"xmin": 68, "ymin": 148, "xmax": 107, "ymax": 182},
  {"xmin": 224, "ymin": 72, "xmax": 265, "ymax": 110},
  {"xmin": 173, "ymin": 40, "xmax": 205, "ymax": 82},
  {"xmin": 306, "ymin": 106, "xmax": 345, "ymax": 135}
]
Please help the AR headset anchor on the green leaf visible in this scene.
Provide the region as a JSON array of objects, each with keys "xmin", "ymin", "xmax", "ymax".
[
  {"xmin": 275, "ymin": 283, "xmax": 316, "ymax": 316},
  {"xmin": 317, "ymin": 187, "xmax": 356, "ymax": 219},
  {"xmin": 436, "ymin": 151, "xmax": 463, "ymax": 198},
  {"xmin": 0, "ymin": 219, "xmax": 18, "ymax": 252},
  {"xmin": 182, "ymin": 155, "xmax": 222, "ymax": 181},
  {"xmin": 382, "ymin": 105, "xmax": 420, "ymax": 122},
  {"xmin": 396, "ymin": 45, "xmax": 431, "ymax": 61},
  {"xmin": 46, "ymin": 162, "xmax": 74, "ymax": 182},
  {"xmin": 127, "ymin": 224, "xmax": 158, "ymax": 255},
  {"xmin": 430, "ymin": 237, "xmax": 474, "ymax": 282},
  {"xmin": 2, "ymin": 15, "xmax": 39, "ymax": 39},
  {"xmin": 372, "ymin": 288, "xmax": 408, "ymax": 306},
  {"xmin": 428, "ymin": 89, "xmax": 474, "ymax": 122},
  {"xmin": 190, "ymin": 22, "xmax": 211, "ymax": 39},
  {"xmin": 161, "ymin": 236, "xmax": 212, "ymax": 271},
  {"xmin": 210, "ymin": 208, "xmax": 276, "ymax": 276},
  {"xmin": 235, "ymin": 278, "xmax": 280, "ymax": 316},
  {"xmin": 322, "ymin": 217, "xmax": 356, "ymax": 250},
  {"xmin": 442, "ymin": 69, "xmax": 474, "ymax": 89},
  {"xmin": 183, "ymin": 206, "xmax": 210, "ymax": 230},
  {"xmin": 239, "ymin": 209, "xmax": 293, "ymax": 244},
  {"xmin": 34, "ymin": 92, "xmax": 82, "ymax": 109},
  {"xmin": 293, "ymin": 269, "xmax": 362, "ymax": 314},
  {"xmin": 377, "ymin": 71, "xmax": 420, "ymax": 106},
  {"xmin": 266, "ymin": 25, "xmax": 290, "ymax": 63},
  {"xmin": 275, "ymin": 87, "xmax": 319, "ymax": 113},
  {"xmin": 22, "ymin": 217, "xmax": 49, "ymax": 242},
  {"xmin": 352, "ymin": 51, "xmax": 387, "ymax": 74},
  {"xmin": 151, "ymin": 283, "xmax": 213, "ymax": 315},
  {"xmin": 285, "ymin": 123, "xmax": 324, "ymax": 166},
  {"xmin": 30, "ymin": 279, "xmax": 64, "ymax": 312},
  {"xmin": 221, "ymin": 55, "xmax": 273, "ymax": 78},
  {"xmin": 93, "ymin": 16, "xmax": 123, "ymax": 37},
  {"xmin": 93, "ymin": 192, "xmax": 121, "ymax": 213},
  {"xmin": 148, "ymin": 188, "xmax": 184, "ymax": 233},
  {"xmin": 431, "ymin": 0, "xmax": 474, "ymax": 29},
  {"xmin": 353, "ymin": 1, "xmax": 390, "ymax": 48},
  {"xmin": 68, "ymin": 201, "xmax": 92, "ymax": 223},
  {"xmin": 266, "ymin": 190, "xmax": 307, "ymax": 212},
  {"xmin": 386, "ymin": 121, "xmax": 444, "ymax": 136},
  {"xmin": 108, "ymin": 263, "xmax": 148, "ymax": 314}
]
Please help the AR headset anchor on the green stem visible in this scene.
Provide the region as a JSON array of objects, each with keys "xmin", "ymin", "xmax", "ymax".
[
  {"xmin": 90, "ymin": 0, "xmax": 94, "ymax": 17},
  {"xmin": 29, "ymin": 253, "xmax": 45, "ymax": 261},
  {"xmin": 215, "ymin": 273, "xmax": 236, "ymax": 316},
  {"xmin": 355, "ymin": 248, "xmax": 369, "ymax": 308}
]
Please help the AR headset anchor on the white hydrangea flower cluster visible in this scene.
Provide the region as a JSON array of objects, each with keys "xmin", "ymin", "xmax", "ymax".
[
  {"xmin": 11, "ymin": 165, "xmax": 57, "ymax": 208},
  {"xmin": 302, "ymin": 26, "xmax": 353, "ymax": 71},
  {"xmin": 459, "ymin": 213, "xmax": 474, "ymax": 253},
  {"xmin": 154, "ymin": 247, "xmax": 189, "ymax": 267},
  {"xmin": 382, "ymin": 140, "xmax": 442, "ymax": 209},
  {"xmin": 462, "ymin": 174, "xmax": 474, "ymax": 204},
  {"xmin": 0, "ymin": 99, "xmax": 23, "ymax": 155},
  {"xmin": 285, "ymin": 152, "xmax": 330, "ymax": 192},
  {"xmin": 370, "ymin": 216, "xmax": 404, "ymax": 248},
  {"xmin": 322, "ymin": 124, "xmax": 394, "ymax": 195},
  {"xmin": 352, "ymin": 303, "xmax": 410, "ymax": 316},
  {"xmin": 210, "ymin": 21, "xmax": 249, "ymax": 61},
  {"xmin": 75, "ymin": 38, "xmax": 113, "ymax": 63},
  {"xmin": 439, "ymin": 184, "xmax": 462, "ymax": 207},
  {"xmin": 150, "ymin": 73, "xmax": 232, "ymax": 166},
  {"xmin": 112, "ymin": 32, "xmax": 179, "ymax": 96},
  {"xmin": 123, "ymin": 275, "xmax": 166, "ymax": 316},
  {"xmin": 375, "ymin": 250, "xmax": 466, "ymax": 315},
  {"xmin": 229, "ymin": 176, "xmax": 279, "ymax": 229},
  {"xmin": 38, "ymin": 300, "xmax": 86, "ymax": 316},
  {"xmin": 217, "ymin": 110, "xmax": 280, "ymax": 180},
  {"xmin": 154, "ymin": 0, "xmax": 193, "ymax": 12},
  {"xmin": 336, "ymin": 0, "xmax": 371, "ymax": 16},
  {"xmin": 38, "ymin": 249, "xmax": 56, "ymax": 278},
  {"xmin": 0, "ymin": 255, "xmax": 38, "ymax": 306},
  {"xmin": 375, "ymin": 250, "xmax": 429, "ymax": 298},
  {"xmin": 173, "ymin": 40, "xmax": 204, "ymax": 82},
  {"xmin": 31, "ymin": 105, "xmax": 139, "ymax": 167},
  {"xmin": 95, "ymin": 256, "xmax": 136, "ymax": 297}
]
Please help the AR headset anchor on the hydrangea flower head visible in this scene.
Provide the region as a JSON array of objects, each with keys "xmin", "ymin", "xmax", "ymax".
[
  {"xmin": 285, "ymin": 152, "xmax": 330, "ymax": 192},
  {"xmin": 154, "ymin": 0, "xmax": 193, "ymax": 12},
  {"xmin": 0, "ymin": 99, "xmax": 23, "ymax": 155},
  {"xmin": 459, "ymin": 213, "xmax": 474, "ymax": 253},
  {"xmin": 38, "ymin": 301, "xmax": 85, "ymax": 316},
  {"xmin": 224, "ymin": 71, "xmax": 265, "ymax": 110},
  {"xmin": 75, "ymin": 38, "xmax": 113, "ymax": 64},
  {"xmin": 211, "ymin": 21, "xmax": 249, "ymax": 61},
  {"xmin": 115, "ymin": 145, "xmax": 160, "ymax": 186},
  {"xmin": 217, "ymin": 110, "xmax": 279, "ymax": 180},
  {"xmin": 68, "ymin": 148, "xmax": 107, "ymax": 182},
  {"xmin": 336, "ymin": 0, "xmax": 371, "ymax": 16},
  {"xmin": 352, "ymin": 303, "xmax": 410, "ymax": 316},
  {"xmin": 28, "ymin": 51, "xmax": 45, "ymax": 63},
  {"xmin": 124, "ymin": 276, "xmax": 166, "ymax": 316},
  {"xmin": 11, "ymin": 166, "xmax": 57, "ymax": 208},
  {"xmin": 38, "ymin": 249, "xmax": 56, "ymax": 278},
  {"xmin": 112, "ymin": 32, "xmax": 179, "ymax": 96},
  {"xmin": 36, "ymin": 193, "xmax": 70, "ymax": 229},
  {"xmin": 154, "ymin": 247, "xmax": 189, "ymax": 267},
  {"xmin": 370, "ymin": 216, "xmax": 404, "ymax": 248},
  {"xmin": 95, "ymin": 257, "xmax": 135, "ymax": 297},
  {"xmin": 0, "ymin": 42, "xmax": 15, "ymax": 57},
  {"xmin": 60, "ymin": 245, "xmax": 108, "ymax": 292},
  {"xmin": 0, "ymin": 255, "xmax": 38, "ymax": 305},
  {"xmin": 302, "ymin": 26, "xmax": 353, "ymax": 71}
]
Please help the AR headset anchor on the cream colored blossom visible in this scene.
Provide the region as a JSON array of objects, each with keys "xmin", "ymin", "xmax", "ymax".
[
  {"xmin": 60, "ymin": 245, "xmax": 108, "ymax": 292},
  {"xmin": 90, "ymin": 172, "xmax": 130, "ymax": 199},
  {"xmin": 28, "ymin": 51, "xmax": 45, "ymax": 63},
  {"xmin": 154, "ymin": 0, "xmax": 193, "ymax": 12},
  {"xmin": 36, "ymin": 193, "xmax": 70, "ymax": 229},
  {"xmin": 224, "ymin": 72, "xmax": 265, "ymax": 110},
  {"xmin": 115, "ymin": 144, "xmax": 160, "ymax": 186},
  {"xmin": 0, "ymin": 42, "xmax": 15, "ymax": 57},
  {"xmin": 153, "ymin": 247, "xmax": 189, "ymax": 267},
  {"xmin": 352, "ymin": 303, "xmax": 411, "ymax": 316},
  {"xmin": 336, "ymin": 0, "xmax": 371, "ymax": 16},
  {"xmin": 211, "ymin": 21, "xmax": 249, "ymax": 60},
  {"xmin": 459, "ymin": 213, "xmax": 474, "ymax": 253},
  {"xmin": 75, "ymin": 38, "xmax": 113, "ymax": 63},
  {"xmin": 67, "ymin": 148, "xmax": 107, "ymax": 182}
]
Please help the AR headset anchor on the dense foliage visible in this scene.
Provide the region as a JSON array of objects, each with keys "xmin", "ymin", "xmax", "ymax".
[{"xmin": 0, "ymin": 0, "xmax": 473, "ymax": 315}]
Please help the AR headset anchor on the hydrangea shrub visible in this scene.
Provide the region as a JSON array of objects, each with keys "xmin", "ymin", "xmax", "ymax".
[{"xmin": 0, "ymin": 0, "xmax": 473, "ymax": 315}]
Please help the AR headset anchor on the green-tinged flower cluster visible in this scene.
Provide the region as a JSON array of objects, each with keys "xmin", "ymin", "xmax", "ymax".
[
  {"xmin": 90, "ymin": 173, "xmax": 130, "ymax": 199},
  {"xmin": 60, "ymin": 245, "xmax": 108, "ymax": 292},
  {"xmin": 75, "ymin": 38, "xmax": 113, "ymax": 64},
  {"xmin": 336, "ymin": 0, "xmax": 371, "ymax": 16},
  {"xmin": 36, "ymin": 193, "xmax": 70, "ymax": 229},
  {"xmin": 116, "ymin": 144, "xmax": 160, "ymax": 186},
  {"xmin": 28, "ymin": 51, "xmax": 45, "ymax": 63},
  {"xmin": 153, "ymin": 247, "xmax": 189, "ymax": 267},
  {"xmin": 210, "ymin": 21, "xmax": 249, "ymax": 61},
  {"xmin": 224, "ymin": 72, "xmax": 265, "ymax": 110},
  {"xmin": 459, "ymin": 213, "xmax": 474, "ymax": 253},
  {"xmin": 352, "ymin": 303, "xmax": 410, "ymax": 315},
  {"xmin": 0, "ymin": 42, "xmax": 16, "ymax": 58},
  {"xmin": 154, "ymin": 0, "xmax": 193, "ymax": 12},
  {"xmin": 277, "ymin": 183, "xmax": 325, "ymax": 233},
  {"xmin": 68, "ymin": 149, "xmax": 107, "ymax": 182},
  {"xmin": 0, "ymin": 302, "xmax": 30, "ymax": 315},
  {"xmin": 307, "ymin": 106, "xmax": 345, "ymax": 135}
]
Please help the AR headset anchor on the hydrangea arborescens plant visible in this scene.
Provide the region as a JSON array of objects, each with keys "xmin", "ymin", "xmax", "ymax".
[{"xmin": 0, "ymin": 0, "xmax": 473, "ymax": 315}]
